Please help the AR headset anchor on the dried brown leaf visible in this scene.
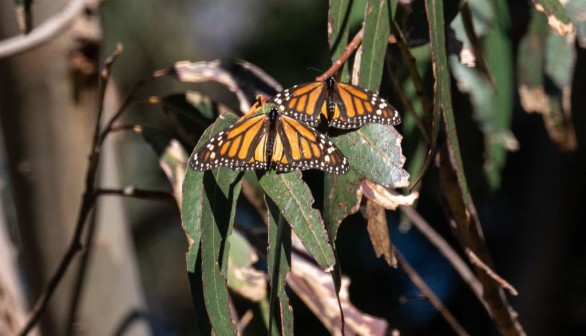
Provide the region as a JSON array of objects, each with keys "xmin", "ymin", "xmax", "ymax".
[
  {"xmin": 365, "ymin": 200, "xmax": 396, "ymax": 267},
  {"xmin": 360, "ymin": 179, "xmax": 419, "ymax": 210}
]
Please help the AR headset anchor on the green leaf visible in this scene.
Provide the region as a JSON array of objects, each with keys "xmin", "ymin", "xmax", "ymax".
[
  {"xmin": 200, "ymin": 168, "xmax": 243, "ymax": 336},
  {"xmin": 518, "ymin": 6, "xmax": 577, "ymax": 150},
  {"xmin": 426, "ymin": 0, "xmax": 471, "ymax": 209},
  {"xmin": 332, "ymin": 125, "xmax": 409, "ymax": 188},
  {"xmin": 226, "ymin": 232, "xmax": 266, "ymax": 302},
  {"xmin": 329, "ymin": 0, "xmax": 352, "ymax": 58},
  {"xmin": 260, "ymin": 171, "xmax": 335, "ymax": 270},
  {"xmin": 450, "ymin": 0, "xmax": 514, "ymax": 190},
  {"xmin": 426, "ymin": 0, "xmax": 525, "ymax": 334},
  {"xmin": 182, "ymin": 113, "xmax": 241, "ymax": 335},
  {"xmin": 266, "ymin": 196, "xmax": 294, "ymax": 336},
  {"xmin": 530, "ymin": 0, "xmax": 574, "ymax": 36},
  {"xmin": 323, "ymin": 170, "xmax": 362, "ymax": 241},
  {"xmin": 359, "ymin": 0, "xmax": 391, "ymax": 91}
]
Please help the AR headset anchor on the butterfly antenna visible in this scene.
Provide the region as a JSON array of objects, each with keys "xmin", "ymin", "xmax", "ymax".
[{"xmin": 306, "ymin": 66, "xmax": 325, "ymax": 74}]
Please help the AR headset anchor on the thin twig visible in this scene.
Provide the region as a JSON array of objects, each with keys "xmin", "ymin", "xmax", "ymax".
[
  {"xmin": 400, "ymin": 206, "xmax": 486, "ymax": 308},
  {"xmin": 18, "ymin": 45, "xmax": 123, "ymax": 336},
  {"xmin": 18, "ymin": 192, "xmax": 97, "ymax": 336},
  {"xmin": 65, "ymin": 207, "xmax": 98, "ymax": 336},
  {"xmin": 391, "ymin": 20, "xmax": 437, "ymax": 192},
  {"xmin": 387, "ymin": 63, "xmax": 430, "ymax": 145},
  {"xmin": 394, "ymin": 247, "xmax": 469, "ymax": 336},
  {"xmin": 465, "ymin": 248, "xmax": 518, "ymax": 296},
  {"xmin": 97, "ymin": 187, "xmax": 176, "ymax": 204},
  {"xmin": 98, "ymin": 74, "xmax": 158, "ymax": 146},
  {"xmin": 316, "ymin": 27, "xmax": 365, "ymax": 81},
  {"xmin": 0, "ymin": 0, "xmax": 87, "ymax": 58}
]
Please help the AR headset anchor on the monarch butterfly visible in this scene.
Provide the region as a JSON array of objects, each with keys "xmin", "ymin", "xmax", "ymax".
[
  {"xmin": 190, "ymin": 100, "xmax": 349, "ymax": 174},
  {"xmin": 269, "ymin": 76, "xmax": 401, "ymax": 129}
]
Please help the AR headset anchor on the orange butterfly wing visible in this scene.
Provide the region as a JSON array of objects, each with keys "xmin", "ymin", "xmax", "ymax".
[
  {"xmin": 328, "ymin": 82, "xmax": 401, "ymax": 129},
  {"xmin": 273, "ymin": 114, "xmax": 349, "ymax": 174},
  {"xmin": 269, "ymin": 81, "xmax": 327, "ymax": 127},
  {"xmin": 190, "ymin": 104, "xmax": 349, "ymax": 174},
  {"xmin": 270, "ymin": 77, "xmax": 401, "ymax": 129}
]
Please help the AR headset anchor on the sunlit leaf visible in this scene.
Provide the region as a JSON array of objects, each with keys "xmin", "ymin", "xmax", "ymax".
[
  {"xmin": 360, "ymin": 179, "xmax": 418, "ymax": 210},
  {"xmin": 332, "ymin": 124, "xmax": 409, "ymax": 188},
  {"xmin": 260, "ymin": 171, "xmax": 335, "ymax": 270}
]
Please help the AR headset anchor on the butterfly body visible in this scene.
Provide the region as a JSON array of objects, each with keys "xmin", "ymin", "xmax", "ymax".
[
  {"xmin": 270, "ymin": 76, "xmax": 401, "ymax": 129},
  {"xmin": 190, "ymin": 103, "xmax": 349, "ymax": 174}
]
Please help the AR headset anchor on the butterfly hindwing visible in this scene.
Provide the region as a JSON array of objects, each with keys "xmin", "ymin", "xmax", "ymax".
[
  {"xmin": 329, "ymin": 82, "xmax": 401, "ymax": 129},
  {"xmin": 274, "ymin": 115, "xmax": 349, "ymax": 174}
]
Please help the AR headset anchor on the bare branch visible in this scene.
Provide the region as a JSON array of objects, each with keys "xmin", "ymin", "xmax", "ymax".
[
  {"xmin": 395, "ymin": 247, "xmax": 469, "ymax": 336},
  {"xmin": 400, "ymin": 206, "xmax": 485, "ymax": 303},
  {"xmin": 466, "ymin": 248, "xmax": 518, "ymax": 296},
  {"xmin": 97, "ymin": 187, "xmax": 176, "ymax": 204},
  {"xmin": 316, "ymin": 27, "xmax": 364, "ymax": 81},
  {"xmin": 0, "ymin": 0, "xmax": 87, "ymax": 59}
]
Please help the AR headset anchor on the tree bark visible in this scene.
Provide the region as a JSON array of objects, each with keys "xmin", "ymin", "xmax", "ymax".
[{"xmin": 0, "ymin": 1, "xmax": 150, "ymax": 334}]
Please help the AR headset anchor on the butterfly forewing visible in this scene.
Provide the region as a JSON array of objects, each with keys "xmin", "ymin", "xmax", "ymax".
[
  {"xmin": 190, "ymin": 113, "xmax": 269, "ymax": 171},
  {"xmin": 269, "ymin": 82, "xmax": 326, "ymax": 127}
]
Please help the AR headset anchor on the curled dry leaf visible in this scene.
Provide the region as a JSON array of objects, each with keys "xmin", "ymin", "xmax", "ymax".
[
  {"xmin": 286, "ymin": 252, "xmax": 388, "ymax": 336},
  {"xmin": 518, "ymin": 85, "xmax": 577, "ymax": 151},
  {"xmin": 365, "ymin": 200, "xmax": 397, "ymax": 267},
  {"xmin": 360, "ymin": 179, "xmax": 419, "ymax": 210},
  {"xmin": 172, "ymin": 60, "xmax": 282, "ymax": 114},
  {"xmin": 159, "ymin": 139, "xmax": 189, "ymax": 204}
]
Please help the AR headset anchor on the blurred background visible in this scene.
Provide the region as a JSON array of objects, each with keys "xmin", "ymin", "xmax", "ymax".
[{"xmin": 1, "ymin": 0, "xmax": 585, "ymax": 335}]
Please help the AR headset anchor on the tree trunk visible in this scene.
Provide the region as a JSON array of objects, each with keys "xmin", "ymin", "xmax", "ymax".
[{"xmin": 0, "ymin": 1, "xmax": 150, "ymax": 334}]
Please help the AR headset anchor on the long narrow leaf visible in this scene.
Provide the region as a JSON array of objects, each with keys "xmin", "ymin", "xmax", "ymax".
[
  {"xmin": 266, "ymin": 196, "xmax": 294, "ymax": 336},
  {"xmin": 425, "ymin": 0, "xmax": 525, "ymax": 334},
  {"xmin": 359, "ymin": 0, "xmax": 391, "ymax": 90},
  {"xmin": 182, "ymin": 113, "xmax": 241, "ymax": 335},
  {"xmin": 260, "ymin": 171, "xmax": 336, "ymax": 270}
]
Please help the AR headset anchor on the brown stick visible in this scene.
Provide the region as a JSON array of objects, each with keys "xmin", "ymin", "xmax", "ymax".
[
  {"xmin": 400, "ymin": 206, "xmax": 485, "ymax": 303},
  {"xmin": 316, "ymin": 27, "xmax": 365, "ymax": 81},
  {"xmin": 394, "ymin": 247, "xmax": 469, "ymax": 336},
  {"xmin": 0, "ymin": 0, "xmax": 87, "ymax": 58},
  {"xmin": 466, "ymin": 248, "xmax": 518, "ymax": 296}
]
